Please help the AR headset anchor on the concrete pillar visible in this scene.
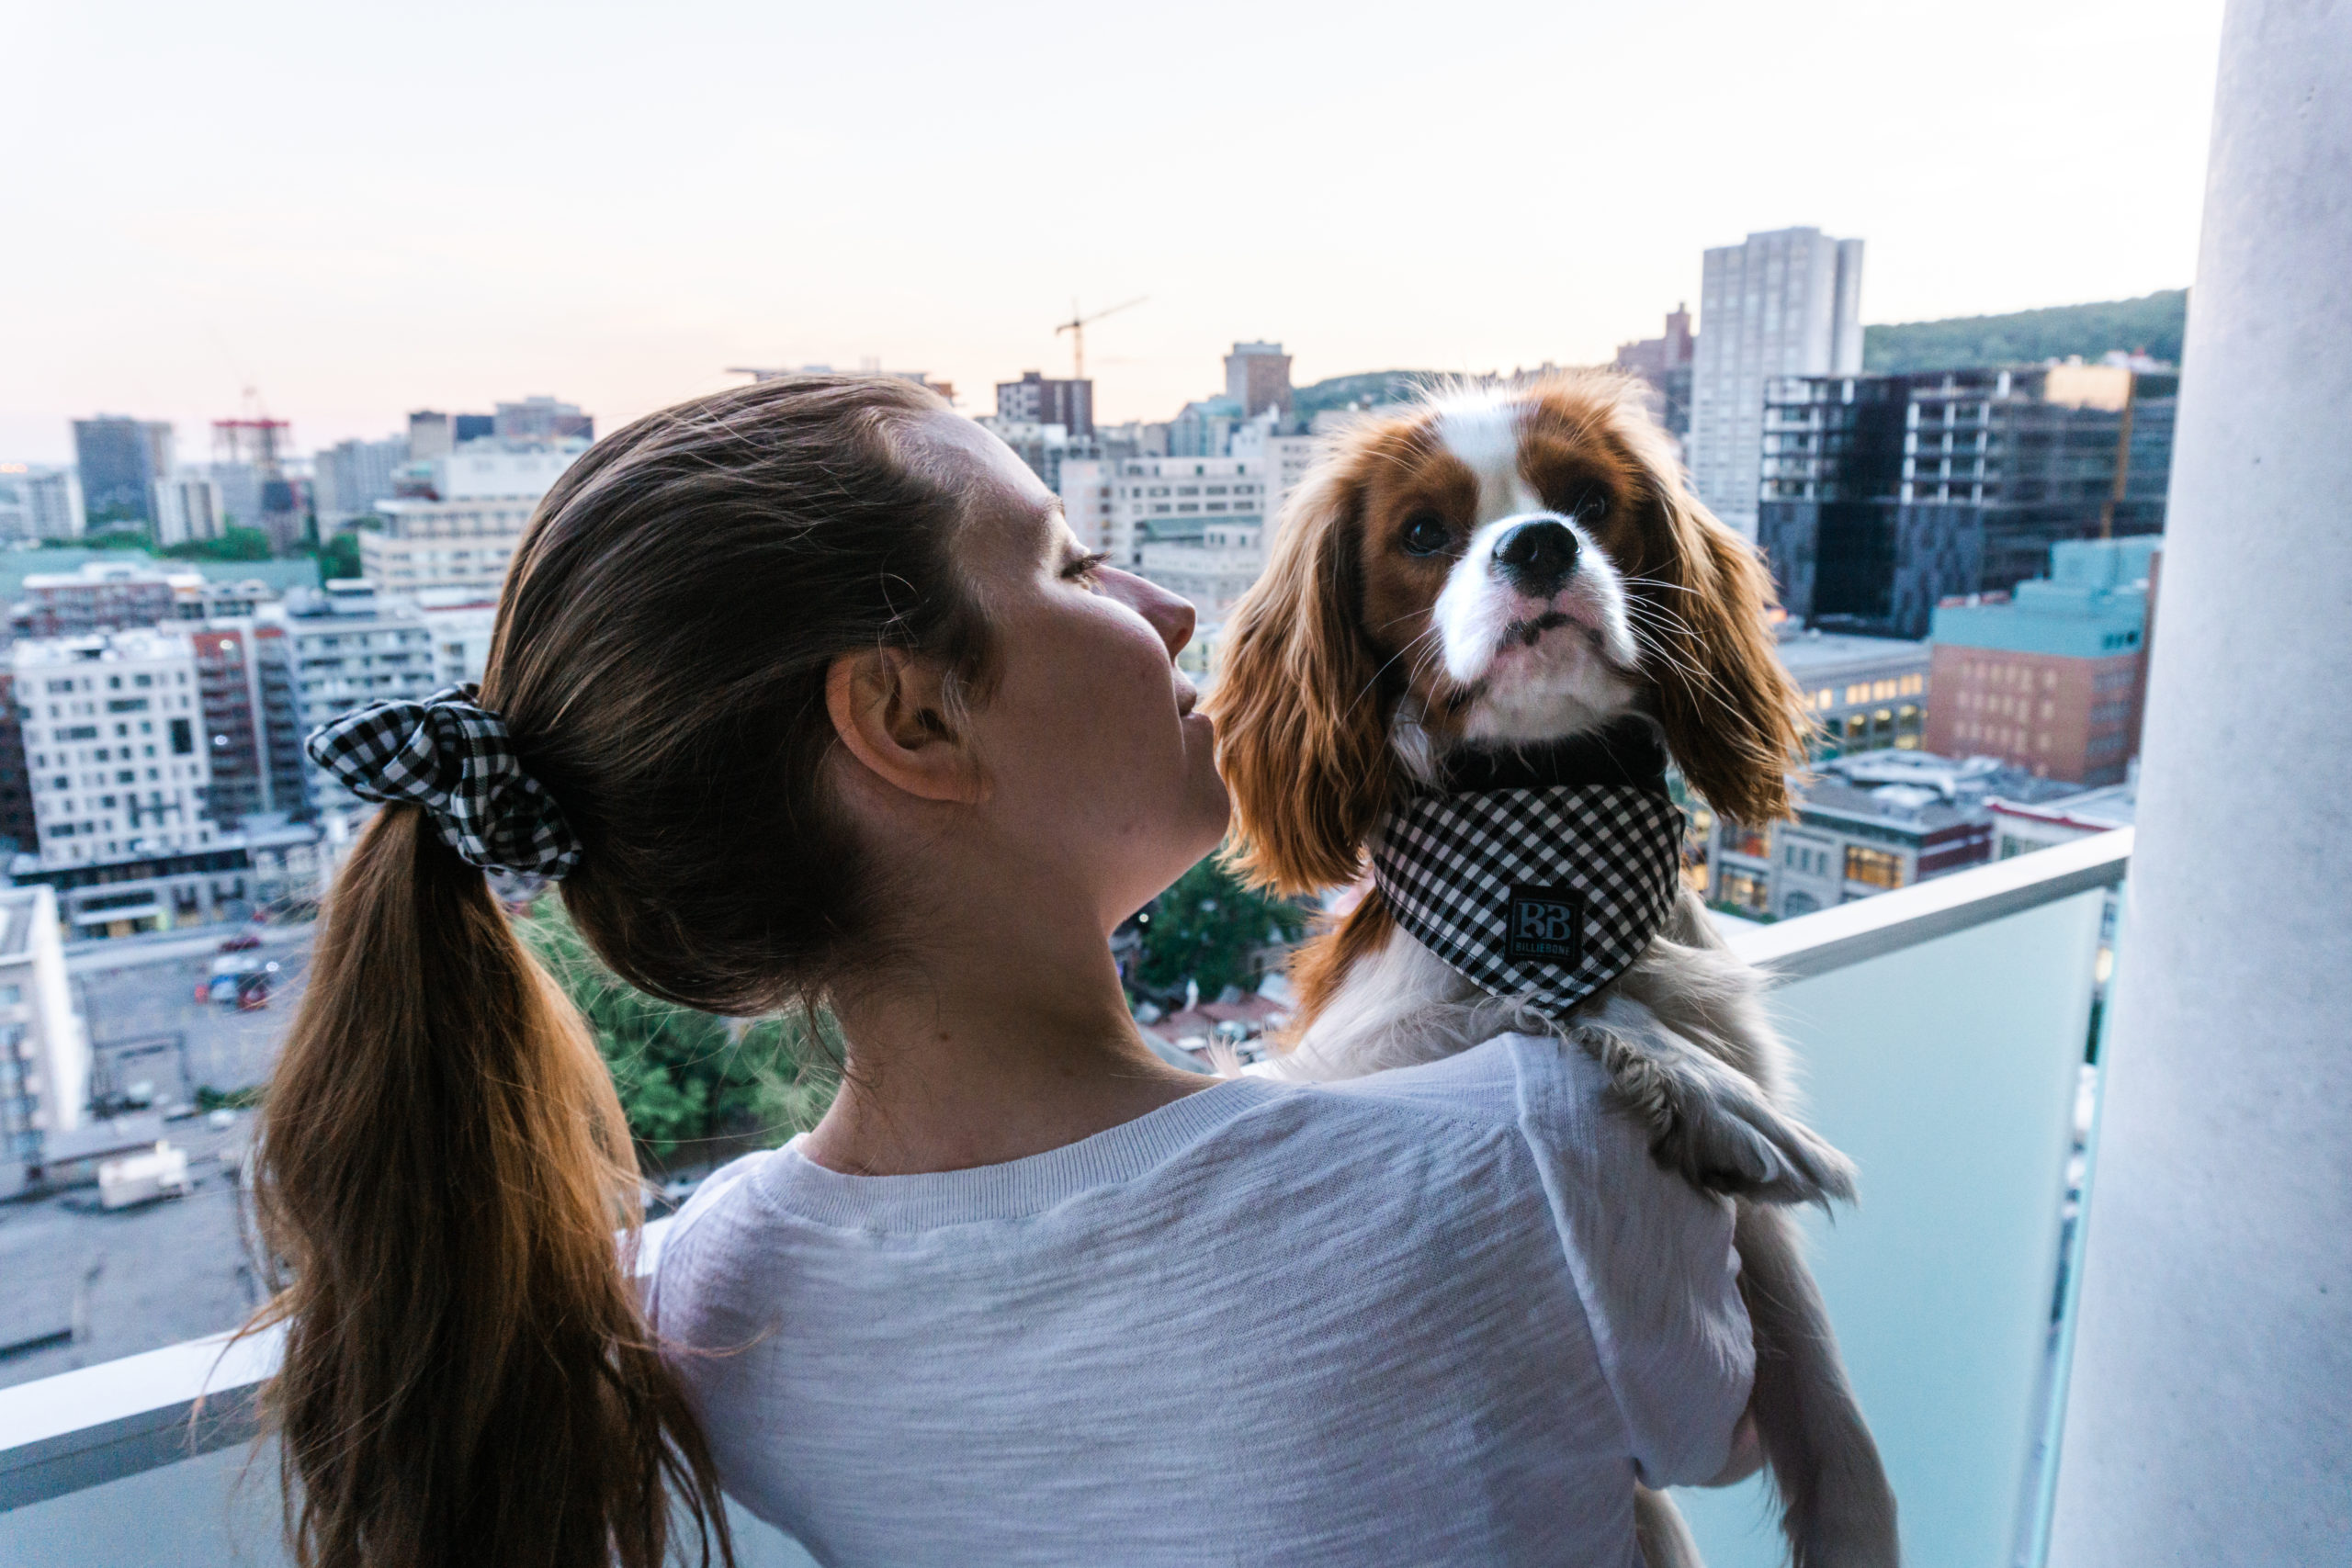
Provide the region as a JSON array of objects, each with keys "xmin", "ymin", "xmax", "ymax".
[{"xmin": 2046, "ymin": 2, "xmax": 2352, "ymax": 1562}]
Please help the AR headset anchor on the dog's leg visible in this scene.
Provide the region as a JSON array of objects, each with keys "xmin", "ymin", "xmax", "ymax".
[
  {"xmin": 1736, "ymin": 1202, "xmax": 1900, "ymax": 1568},
  {"xmin": 1569, "ymin": 1005, "xmax": 1857, "ymax": 1209},
  {"xmin": 1634, "ymin": 1485, "xmax": 1707, "ymax": 1568}
]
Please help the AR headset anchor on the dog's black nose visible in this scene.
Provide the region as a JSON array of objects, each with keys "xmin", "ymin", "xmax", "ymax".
[{"xmin": 1493, "ymin": 518, "xmax": 1579, "ymax": 596}]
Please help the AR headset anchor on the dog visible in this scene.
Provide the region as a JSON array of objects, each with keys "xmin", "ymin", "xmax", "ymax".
[{"xmin": 1204, "ymin": 371, "xmax": 1899, "ymax": 1568}]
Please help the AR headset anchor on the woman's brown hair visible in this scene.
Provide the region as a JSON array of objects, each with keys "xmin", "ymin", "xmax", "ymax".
[{"xmin": 247, "ymin": 375, "xmax": 988, "ymax": 1567}]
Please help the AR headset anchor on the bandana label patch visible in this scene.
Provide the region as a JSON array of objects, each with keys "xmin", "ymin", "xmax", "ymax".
[
  {"xmin": 1505, "ymin": 886, "xmax": 1586, "ymax": 966},
  {"xmin": 1369, "ymin": 782, "xmax": 1684, "ymax": 1022}
]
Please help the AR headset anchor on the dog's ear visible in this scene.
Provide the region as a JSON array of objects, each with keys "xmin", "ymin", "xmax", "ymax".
[
  {"xmin": 1204, "ymin": 455, "xmax": 1396, "ymax": 896},
  {"xmin": 1617, "ymin": 412, "xmax": 1811, "ymax": 827}
]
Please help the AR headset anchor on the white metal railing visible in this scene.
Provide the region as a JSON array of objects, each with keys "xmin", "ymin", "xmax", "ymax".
[{"xmin": 1, "ymin": 829, "xmax": 2133, "ymax": 1565}]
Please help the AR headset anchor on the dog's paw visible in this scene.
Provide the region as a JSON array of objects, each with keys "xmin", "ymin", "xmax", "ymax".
[{"xmin": 1573, "ymin": 1023, "xmax": 1857, "ymax": 1209}]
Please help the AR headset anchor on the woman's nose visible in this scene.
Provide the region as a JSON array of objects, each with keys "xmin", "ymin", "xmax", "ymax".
[{"xmin": 1111, "ymin": 569, "xmax": 1196, "ymax": 658}]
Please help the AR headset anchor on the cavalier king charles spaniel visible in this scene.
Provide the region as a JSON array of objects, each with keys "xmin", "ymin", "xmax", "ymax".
[{"xmin": 1205, "ymin": 372, "xmax": 1898, "ymax": 1568}]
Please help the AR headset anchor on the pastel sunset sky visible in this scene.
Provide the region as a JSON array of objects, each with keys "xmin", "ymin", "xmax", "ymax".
[{"xmin": 3, "ymin": 0, "xmax": 2224, "ymax": 463}]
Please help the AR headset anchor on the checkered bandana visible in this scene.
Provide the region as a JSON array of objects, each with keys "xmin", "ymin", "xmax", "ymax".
[
  {"xmin": 1368, "ymin": 722, "xmax": 1684, "ymax": 1023},
  {"xmin": 304, "ymin": 683, "xmax": 582, "ymax": 879}
]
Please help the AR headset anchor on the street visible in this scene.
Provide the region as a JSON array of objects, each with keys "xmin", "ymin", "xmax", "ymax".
[
  {"xmin": 70, "ymin": 923, "xmax": 314, "ymax": 1101},
  {"xmin": 0, "ymin": 925, "xmax": 315, "ymax": 1390}
]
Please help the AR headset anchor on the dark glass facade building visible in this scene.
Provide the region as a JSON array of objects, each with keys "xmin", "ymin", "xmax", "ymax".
[{"xmin": 1758, "ymin": 365, "xmax": 2176, "ymax": 637}]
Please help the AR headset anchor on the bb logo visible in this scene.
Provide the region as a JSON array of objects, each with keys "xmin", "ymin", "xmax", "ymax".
[{"xmin": 1504, "ymin": 885, "xmax": 1585, "ymax": 966}]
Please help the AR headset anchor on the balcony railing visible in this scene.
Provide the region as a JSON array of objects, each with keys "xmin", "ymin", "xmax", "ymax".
[{"xmin": 0, "ymin": 829, "xmax": 2132, "ymax": 1568}]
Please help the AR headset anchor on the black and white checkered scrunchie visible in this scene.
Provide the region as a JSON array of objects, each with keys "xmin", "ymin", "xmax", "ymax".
[
  {"xmin": 304, "ymin": 683, "xmax": 582, "ymax": 878},
  {"xmin": 1369, "ymin": 720, "xmax": 1684, "ymax": 1023}
]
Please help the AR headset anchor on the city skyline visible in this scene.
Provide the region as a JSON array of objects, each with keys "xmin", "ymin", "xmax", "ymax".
[{"xmin": 3, "ymin": 0, "xmax": 2224, "ymax": 463}]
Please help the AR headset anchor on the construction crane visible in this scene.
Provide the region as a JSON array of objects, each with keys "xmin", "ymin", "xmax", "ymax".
[{"xmin": 1054, "ymin": 297, "xmax": 1147, "ymax": 380}]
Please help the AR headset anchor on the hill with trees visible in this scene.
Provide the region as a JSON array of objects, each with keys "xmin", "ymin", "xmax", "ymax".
[{"xmin": 1863, "ymin": 289, "xmax": 2188, "ymax": 373}]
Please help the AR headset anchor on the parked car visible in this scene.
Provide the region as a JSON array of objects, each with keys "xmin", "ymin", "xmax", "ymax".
[{"xmin": 218, "ymin": 931, "xmax": 264, "ymax": 953}]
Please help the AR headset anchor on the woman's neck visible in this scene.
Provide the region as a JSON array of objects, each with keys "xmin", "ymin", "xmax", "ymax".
[{"xmin": 799, "ymin": 904, "xmax": 1212, "ymax": 1178}]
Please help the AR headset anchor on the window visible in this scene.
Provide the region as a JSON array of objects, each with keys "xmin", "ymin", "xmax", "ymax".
[
  {"xmin": 1845, "ymin": 845, "xmax": 1903, "ymax": 890},
  {"xmin": 170, "ymin": 718, "xmax": 194, "ymax": 755}
]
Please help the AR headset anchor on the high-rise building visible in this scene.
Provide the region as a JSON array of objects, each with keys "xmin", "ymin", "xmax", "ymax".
[
  {"xmin": 1758, "ymin": 361, "xmax": 2175, "ymax": 637},
  {"xmin": 255, "ymin": 583, "xmax": 436, "ymax": 818},
  {"xmin": 1612, "ymin": 306, "xmax": 1697, "ymax": 439},
  {"xmin": 1686, "ymin": 229, "xmax": 1864, "ymax": 540},
  {"xmin": 1224, "ymin": 342, "xmax": 1295, "ymax": 419},
  {"xmin": 152, "ymin": 473, "xmax": 226, "ymax": 547},
  {"xmin": 189, "ymin": 626, "xmax": 274, "ymax": 829},
  {"xmin": 313, "ymin": 436, "xmax": 410, "ymax": 527},
  {"xmin": 1923, "ymin": 536, "xmax": 2157, "ymax": 785},
  {"xmin": 71, "ymin": 417, "xmax": 175, "ymax": 529},
  {"xmin": 994, "ymin": 372, "xmax": 1093, "ymax": 436},
  {"xmin": 0, "ymin": 465, "xmax": 85, "ymax": 541},
  {"xmin": 13, "ymin": 628, "xmax": 215, "ymax": 870}
]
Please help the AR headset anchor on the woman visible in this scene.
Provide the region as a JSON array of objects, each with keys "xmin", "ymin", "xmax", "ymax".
[{"xmin": 254, "ymin": 375, "xmax": 1758, "ymax": 1568}]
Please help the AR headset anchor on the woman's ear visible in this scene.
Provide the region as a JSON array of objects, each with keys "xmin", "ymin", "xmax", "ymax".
[
  {"xmin": 1617, "ymin": 412, "xmax": 1812, "ymax": 828},
  {"xmin": 1204, "ymin": 456, "xmax": 1397, "ymax": 896},
  {"xmin": 825, "ymin": 648, "xmax": 980, "ymax": 805}
]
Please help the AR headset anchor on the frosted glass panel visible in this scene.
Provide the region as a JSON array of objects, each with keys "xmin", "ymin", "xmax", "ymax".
[{"xmin": 1674, "ymin": 888, "xmax": 2107, "ymax": 1568}]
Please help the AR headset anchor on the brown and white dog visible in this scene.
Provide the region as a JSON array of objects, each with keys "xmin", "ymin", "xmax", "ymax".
[{"xmin": 1204, "ymin": 372, "xmax": 1898, "ymax": 1568}]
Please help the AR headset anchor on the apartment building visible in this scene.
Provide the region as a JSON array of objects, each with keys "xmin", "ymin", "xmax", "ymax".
[
  {"xmin": 0, "ymin": 885, "xmax": 85, "ymax": 1189},
  {"xmin": 189, "ymin": 626, "xmax": 273, "ymax": 829},
  {"xmin": 1057, "ymin": 457, "xmax": 1117, "ymax": 555},
  {"xmin": 0, "ymin": 465, "xmax": 85, "ymax": 541},
  {"xmin": 1228, "ymin": 412, "xmax": 1319, "ymax": 533},
  {"xmin": 994, "ymin": 372, "xmax": 1093, "ymax": 435},
  {"xmin": 1758, "ymin": 362, "xmax": 2175, "ymax": 637},
  {"xmin": 1925, "ymin": 536, "xmax": 2157, "ymax": 784},
  {"xmin": 150, "ymin": 473, "xmax": 226, "ymax": 547},
  {"xmin": 16, "ymin": 562, "xmax": 180, "ymax": 638},
  {"xmin": 256, "ymin": 583, "xmax": 435, "ymax": 817},
  {"xmin": 365, "ymin": 441, "xmax": 583, "ymax": 593},
  {"xmin": 418, "ymin": 591, "xmax": 499, "ymax": 688},
  {"xmin": 1686, "ymin": 228, "xmax": 1865, "ymax": 541},
  {"xmin": 1776, "ymin": 626, "xmax": 1931, "ymax": 758},
  {"xmin": 313, "ymin": 435, "xmax": 410, "ymax": 527},
  {"xmin": 13, "ymin": 629, "xmax": 214, "ymax": 870},
  {"xmin": 1705, "ymin": 750, "xmax": 2072, "ymax": 920},
  {"xmin": 0, "ymin": 674, "xmax": 37, "ymax": 853},
  {"xmin": 1137, "ymin": 514, "xmax": 1271, "ymax": 625}
]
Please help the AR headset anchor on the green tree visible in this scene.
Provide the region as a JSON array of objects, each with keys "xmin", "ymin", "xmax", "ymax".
[
  {"xmin": 1132, "ymin": 854, "xmax": 1310, "ymax": 1000},
  {"xmin": 77, "ymin": 528, "xmax": 153, "ymax": 552},
  {"xmin": 162, "ymin": 526, "xmax": 273, "ymax": 562},
  {"xmin": 311, "ymin": 533, "xmax": 363, "ymax": 581},
  {"xmin": 514, "ymin": 899, "xmax": 838, "ymax": 1167}
]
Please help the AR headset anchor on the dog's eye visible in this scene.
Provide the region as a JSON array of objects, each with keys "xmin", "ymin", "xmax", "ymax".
[
  {"xmin": 1399, "ymin": 513, "xmax": 1452, "ymax": 557},
  {"xmin": 1573, "ymin": 492, "xmax": 1609, "ymax": 525}
]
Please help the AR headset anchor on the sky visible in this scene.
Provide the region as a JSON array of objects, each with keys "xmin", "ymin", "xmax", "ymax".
[{"xmin": 2, "ymin": 0, "xmax": 2227, "ymax": 465}]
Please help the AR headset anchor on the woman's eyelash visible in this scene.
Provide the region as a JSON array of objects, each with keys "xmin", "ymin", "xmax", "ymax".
[{"xmin": 1064, "ymin": 551, "xmax": 1112, "ymax": 580}]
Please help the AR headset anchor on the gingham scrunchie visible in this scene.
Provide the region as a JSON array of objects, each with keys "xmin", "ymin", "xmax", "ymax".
[{"xmin": 304, "ymin": 683, "xmax": 582, "ymax": 878}]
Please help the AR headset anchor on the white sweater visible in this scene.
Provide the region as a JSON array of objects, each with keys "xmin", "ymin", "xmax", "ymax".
[{"xmin": 650, "ymin": 1032, "xmax": 1752, "ymax": 1567}]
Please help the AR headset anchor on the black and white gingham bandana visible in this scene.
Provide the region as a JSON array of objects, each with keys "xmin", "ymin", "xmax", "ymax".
[
  {"xmin": 304, "ymin": 683, "xmax": 582, "ymax": 878},
  {"xmin": 1369, "ymin": 720, "xmax": 1683, "ymax": 1022}
]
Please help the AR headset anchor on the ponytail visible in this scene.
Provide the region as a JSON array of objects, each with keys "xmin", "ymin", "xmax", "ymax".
[{"xmin": 247, "ymin": 806, "xmax": 730, "ymax": 1568}]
